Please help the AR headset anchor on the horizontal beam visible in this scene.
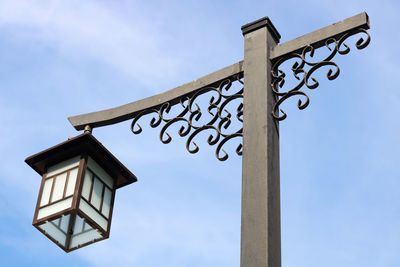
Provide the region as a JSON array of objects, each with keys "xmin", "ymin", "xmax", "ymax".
[
  {"xmin": 69, "ymin": 61, "xmax": 244, "ymax": 130},
  {"xmin": 69, "ymin": 12, "xmax": 369, "ymax": 131},
  {"xmin": 270, "ymin": 12, "xmax": 370, "ymax": 60}
]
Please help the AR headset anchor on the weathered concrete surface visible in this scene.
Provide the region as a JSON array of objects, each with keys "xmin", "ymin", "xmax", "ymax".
[{"xmin": 241, "ymin": 17, "xmax": 281, "ymax": 267}]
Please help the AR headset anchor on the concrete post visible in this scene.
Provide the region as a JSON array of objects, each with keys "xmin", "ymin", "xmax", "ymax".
[{"xmin": 240, "ymin": 17, "xmax": 281, "ymax": 267}]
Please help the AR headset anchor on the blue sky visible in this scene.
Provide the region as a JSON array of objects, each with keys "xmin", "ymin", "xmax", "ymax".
[{"xmin": 0, "ymin": 0, "xmax": 399, "ymax": 266}]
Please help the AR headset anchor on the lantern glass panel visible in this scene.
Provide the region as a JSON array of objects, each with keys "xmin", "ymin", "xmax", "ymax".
[
  {"xmin": 65, "ymin": 168, "xmax": 78, "ymax": 196},
  {"xmin": 38, "ymin": 213, "xmax": 105, "ymax": 251},
  {"xmin": 38, "ymin": 214, "xmax": 72, "ymax": 248},
  {"xmin": 102, "ymin": 188, "xmax": 112, "ymax": 218},
  {"xmin": 79, "ymin": 200, "xmax": 108, "ymax": 231},
  {"xmin": 69, "ymin": 214, "xmax": 103, "ymax": 250},
  {"xmin": 40, "ymin": 178, "xmax": 53, "ymax": 206},
  {"xmin": 37, "ymin": 198, "xmax": 73, "ymax": 220},
  {"xmin": 87, "ymin": 157, "xmax": 113, "ymax": 188},
  {"xmin": 91, "ymin": 178, "xmax": 103, "ymax": 210},
  {"xmin": 36, "ymin": 156, "xmax": 80, "ymax": 221},
  {"xmin": 52, "ymin": 172, "xmax": 67, "ymax": 201},
  {"xmin": 78, "ymin": 156, "xmax": 114, "ymax": 232},
  {"xmin": 47, "ymin": 156, "xmax": 80, "ymax": 177},
  {"xmin": 81, "ymin": 171, "xmax": 92, "ymax": 199}
]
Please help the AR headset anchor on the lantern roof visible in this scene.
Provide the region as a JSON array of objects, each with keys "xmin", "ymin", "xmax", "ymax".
[{"xmin": 25, "ymin": 132, "xmax": 137, "ymax": 188}]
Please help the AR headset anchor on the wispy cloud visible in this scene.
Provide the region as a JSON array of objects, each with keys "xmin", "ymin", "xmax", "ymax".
[{"xmin": 0, "ymin": 0, "xmax": 180, "ymax": 89}]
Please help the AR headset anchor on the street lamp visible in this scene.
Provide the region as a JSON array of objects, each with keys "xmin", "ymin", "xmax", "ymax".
[
  {"xmin": 25, "ymin": 132, "xmax": 137, "ymax": 252},
  {"xmin": 26, "ymin": 12, "xmax": 370, "ymax": 267}
]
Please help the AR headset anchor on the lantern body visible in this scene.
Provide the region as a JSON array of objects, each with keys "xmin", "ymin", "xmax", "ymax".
[{"xmin": 26, "ymin": 133, "xmax": 137, "ymax": 252}]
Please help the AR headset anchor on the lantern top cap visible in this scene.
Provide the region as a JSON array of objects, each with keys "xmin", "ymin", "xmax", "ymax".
[{"xmin": 25, "ymin": 132, "xmax": 137, "ymax": 188}]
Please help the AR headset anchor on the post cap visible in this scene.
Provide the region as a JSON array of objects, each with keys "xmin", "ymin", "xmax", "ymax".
[{"xmin": 241, "ymin": 16, "xmax": 281, "ymax": 43}]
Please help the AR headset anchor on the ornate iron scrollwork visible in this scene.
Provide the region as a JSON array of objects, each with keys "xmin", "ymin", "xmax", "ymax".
[
  {"xmin": 131, "ymin": 75, "xmax": 244, "ymax": 161},
  {"xmin": 271, "ymin": 27, "xmax": 370, "ymax": 121}
]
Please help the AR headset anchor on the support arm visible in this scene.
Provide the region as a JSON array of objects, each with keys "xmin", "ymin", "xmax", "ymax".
[{"xmin": 68, "ymin": 61, "xmax": 243, "ymax": 131}]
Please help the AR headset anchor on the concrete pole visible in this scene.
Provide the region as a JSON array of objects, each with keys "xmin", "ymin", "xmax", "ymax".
[{"xmin": 240, "ymin": 17, "xmax": 281, "ymax": 267}]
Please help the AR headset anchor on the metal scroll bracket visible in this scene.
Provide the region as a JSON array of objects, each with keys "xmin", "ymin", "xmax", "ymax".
[{"xmin": 68, "ymin": 12, "xmax": 370, "ymax": 161}]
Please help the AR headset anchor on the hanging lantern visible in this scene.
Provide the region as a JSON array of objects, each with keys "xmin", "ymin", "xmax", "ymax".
[{"xmin": 25, "ymin": 133, "xmax": 137, "ymax": 252}]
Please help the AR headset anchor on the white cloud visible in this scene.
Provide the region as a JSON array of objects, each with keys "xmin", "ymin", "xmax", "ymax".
[{"xmin": 0, "ymin": 0, "xmax": 180, "ymax": 89}]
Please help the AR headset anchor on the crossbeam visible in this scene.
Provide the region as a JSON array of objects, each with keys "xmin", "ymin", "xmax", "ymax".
[
  {"xmin": 68, "ymin": 61, "xmax": 243, "ymax": 130},
  {"xmin": 68, "ymin": 12, "xmax": 369, "ymax": 131},
  {"xmin": 270, "ymin": 12, "xmax": 369, "ymax": 60}
]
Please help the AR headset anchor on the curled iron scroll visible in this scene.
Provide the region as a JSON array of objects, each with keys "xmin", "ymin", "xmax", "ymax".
[
  {"xmin": 271, "ymin": 28, "xmax": 370, "ymax": 121},
  {"xmin": 131, "ymin": 75, "xmax": 244, "ymax": 161}
]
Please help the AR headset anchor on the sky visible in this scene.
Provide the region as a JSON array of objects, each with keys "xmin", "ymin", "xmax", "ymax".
[{"xmin": 0, "ymin": 0, "xmax": 399, "ymax": 266}]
